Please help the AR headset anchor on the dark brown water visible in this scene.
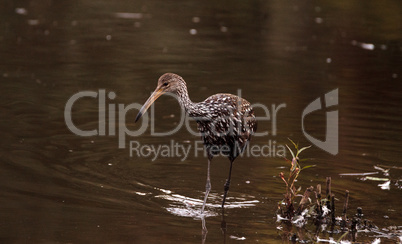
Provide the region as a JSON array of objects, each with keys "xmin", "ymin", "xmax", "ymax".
[{"xmin": 0, "ymin": 0, "xmax": 401, "ymax": 243}]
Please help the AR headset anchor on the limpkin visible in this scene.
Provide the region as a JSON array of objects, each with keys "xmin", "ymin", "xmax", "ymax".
[{"xmin": 135, "ymin": 73, "xmax": 257, "ymax": 214}]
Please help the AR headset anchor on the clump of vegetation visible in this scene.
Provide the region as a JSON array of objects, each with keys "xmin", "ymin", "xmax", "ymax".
[
  {"xmin": 277, "ymin": 139, "xmax": 313, "ymax": 220},
  {"xmin": 276, "ymin": 139, "xmax": 385, "ymax": 243}
]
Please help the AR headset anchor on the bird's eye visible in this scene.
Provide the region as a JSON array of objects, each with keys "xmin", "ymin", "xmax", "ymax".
[{"xmin": 163, "ymin": 82, "xmax": 169, "ymax": 86}]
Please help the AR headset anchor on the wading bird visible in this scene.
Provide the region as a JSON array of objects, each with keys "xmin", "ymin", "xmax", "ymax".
[{"xmin": 135, "ymin": 73, "xmax": 257, "ymax": 214}]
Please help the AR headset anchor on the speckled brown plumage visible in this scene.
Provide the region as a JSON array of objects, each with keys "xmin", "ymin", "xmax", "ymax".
[{"xmin": 193, "ymin": 93, "xmax": 257, "ymax": 161}]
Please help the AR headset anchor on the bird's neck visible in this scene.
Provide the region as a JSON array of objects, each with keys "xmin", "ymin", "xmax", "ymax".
[{"xmin": 176, "ymin": 84, "xmax": 202, "ymax": 117}]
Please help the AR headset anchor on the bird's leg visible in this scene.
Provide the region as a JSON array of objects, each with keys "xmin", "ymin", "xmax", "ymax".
[
  {"xmin": 201, "ymin": 157, "xmax": 212, "ymax": 214},
  {"xmin": 222, "ymin": 159, "xmax": 234, "ymax": 208}
]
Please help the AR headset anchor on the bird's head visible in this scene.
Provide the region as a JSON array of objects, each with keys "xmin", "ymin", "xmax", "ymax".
[{"xmin": 135, "ymin": 73, "xmax": 185, "ymax": 122}]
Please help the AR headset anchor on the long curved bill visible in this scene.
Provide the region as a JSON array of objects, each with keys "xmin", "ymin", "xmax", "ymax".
[{"xmin": 135, "ymin": 87, "xmax": 164, "ymax": 122}]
